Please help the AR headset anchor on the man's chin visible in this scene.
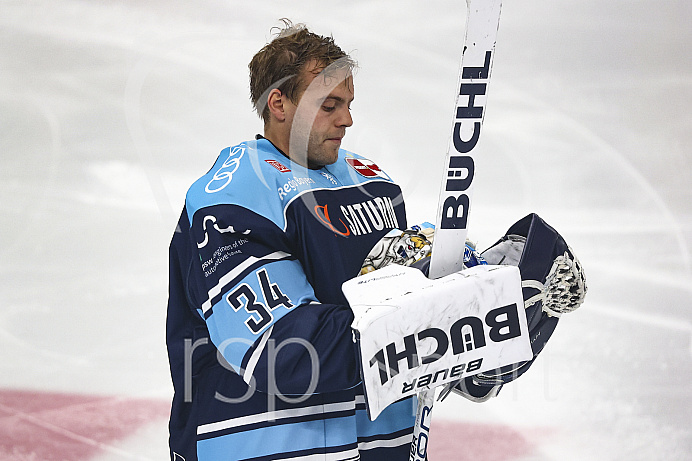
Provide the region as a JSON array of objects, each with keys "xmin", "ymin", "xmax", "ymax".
[
  {"xmin": 308, "ymin": 149, "xmax": 339, "ymax": 169},
  {"xmin": 325, "ymin": 149, "xmax": 340, "ymax": 165}
]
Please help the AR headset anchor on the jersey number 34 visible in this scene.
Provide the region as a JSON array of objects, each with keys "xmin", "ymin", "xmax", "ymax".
[{"xmin": 225, "ymin": 269, "xmax": 294, "ymax": 334}]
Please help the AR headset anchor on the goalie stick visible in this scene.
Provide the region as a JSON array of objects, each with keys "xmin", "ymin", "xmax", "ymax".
[{"xmin": 410, "ymin": 1, "xmax": 503, "ymax": 459}]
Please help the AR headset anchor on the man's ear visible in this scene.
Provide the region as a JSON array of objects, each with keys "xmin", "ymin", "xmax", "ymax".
[{"xmin": 267, "ymin": 89, "xmax": 286, "ymax": 122}]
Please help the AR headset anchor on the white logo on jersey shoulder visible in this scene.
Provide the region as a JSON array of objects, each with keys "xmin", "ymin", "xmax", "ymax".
[
  {"xmin": 197, "ymin": 215, "xmax": 251, "ymax": 248},
  {"xmin": 205, "ymin": 145, "xmax": 246, "ymax": 193},
  {"xmin": 321, "ymin": 172, "xmax": 337, "ymax": 185}
]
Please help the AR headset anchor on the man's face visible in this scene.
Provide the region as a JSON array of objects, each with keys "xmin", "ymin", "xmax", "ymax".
[{"xmin": 285, "ymin": 63, "xmax": 354, "ymax": 169}]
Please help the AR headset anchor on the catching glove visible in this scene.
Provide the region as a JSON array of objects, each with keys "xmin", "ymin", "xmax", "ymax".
[{"xmin": 443, "ymin": 213, "xmax": 587, "ymax": 402}]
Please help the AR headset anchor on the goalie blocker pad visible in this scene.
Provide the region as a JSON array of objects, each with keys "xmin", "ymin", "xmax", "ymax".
[
  {"xmin": 342, "ymin": 264, "xmax": 533, "ymax": 420},
  {"xmin": 445, "ymin": 213, "xmax": 587, "ymax": 400}
]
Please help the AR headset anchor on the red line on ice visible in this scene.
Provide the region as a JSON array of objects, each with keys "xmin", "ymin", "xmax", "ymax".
[
  {"xmin": 428, "ymin": 418, "xmax": 538, "ymax": 461},
  {"xmin": 0, "ymin": 389, "xmax": 169, "ymax": 460}
]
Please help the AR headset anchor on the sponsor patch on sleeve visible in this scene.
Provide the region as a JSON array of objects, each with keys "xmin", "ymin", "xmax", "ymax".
[
  {"xmin": 265, "ymin": 159, "xmax": 291, "ymax": 173},
  {"xmin": 345, "ymin": 157, "xmax": 389, "ymax": 180}
]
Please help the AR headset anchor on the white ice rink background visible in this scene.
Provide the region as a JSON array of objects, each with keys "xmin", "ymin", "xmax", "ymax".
[{"xmin": 1, "ymin": 1, "xmax": 691, "ymax": 460}]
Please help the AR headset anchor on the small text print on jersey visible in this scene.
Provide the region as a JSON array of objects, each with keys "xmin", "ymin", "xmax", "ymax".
[{"xmin": 277, "ymin": 177, "xmax": 317, "ymax": 200}]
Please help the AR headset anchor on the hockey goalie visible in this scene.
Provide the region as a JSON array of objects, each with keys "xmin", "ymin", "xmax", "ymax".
[{"xmin": 166, "ymin": 18, "xmax": 587, "ymax": 461}]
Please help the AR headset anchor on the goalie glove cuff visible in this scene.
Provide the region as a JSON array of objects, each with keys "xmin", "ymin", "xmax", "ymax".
[{"xmin": 449, "ymin": 377, "xmax": 503, "ymax": 403}]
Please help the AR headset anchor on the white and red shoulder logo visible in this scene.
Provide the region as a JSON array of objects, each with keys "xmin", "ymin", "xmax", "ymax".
[
  {"xmin": 345, "ymin": 157, "xmax": 390, "ymax": 180},
  {"xmin": 265, "ymin": 159, "xmax": 291, "ymax": 173}
]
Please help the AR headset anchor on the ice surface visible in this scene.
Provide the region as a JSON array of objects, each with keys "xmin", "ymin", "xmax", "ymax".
[{"xmin": 1, "ymin": 1, "xmax": 690, "ymax": 460}]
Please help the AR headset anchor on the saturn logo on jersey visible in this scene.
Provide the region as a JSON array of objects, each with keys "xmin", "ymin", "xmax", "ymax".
[
  {"xmin": 314, "ymin": 204, "xmax": 351, "ymax": 236},
  {"xmin": 314, "ymin": 197, "xmax": 400, "ymax": 237}
]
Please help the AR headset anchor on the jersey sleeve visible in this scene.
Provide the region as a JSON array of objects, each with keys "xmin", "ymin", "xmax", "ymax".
[{"xmin": 184, "ymin": 201, "xmax": 361, "ymax": 395}]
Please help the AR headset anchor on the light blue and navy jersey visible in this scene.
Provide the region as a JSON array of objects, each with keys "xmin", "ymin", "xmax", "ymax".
[{"xmin": 166, "ymin": 137, "xmax": 415, "ymax": 461}]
